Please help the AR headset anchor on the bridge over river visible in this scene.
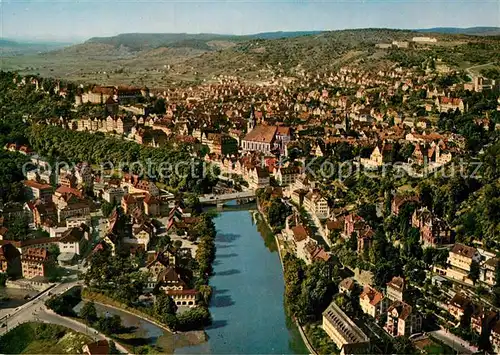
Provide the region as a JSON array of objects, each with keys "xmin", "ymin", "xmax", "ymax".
[{"xmin": 199, "ymin": 191, "xmax": 256, "ymax": 205}]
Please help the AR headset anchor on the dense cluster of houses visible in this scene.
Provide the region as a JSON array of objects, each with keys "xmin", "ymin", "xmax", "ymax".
[
  {"xmin": 94, "ymin": 201, "xmax": 201, "ymax": 308},
  {"xmin": 7, "ymin": 44, "xmax": 500, "ymax": 350}
]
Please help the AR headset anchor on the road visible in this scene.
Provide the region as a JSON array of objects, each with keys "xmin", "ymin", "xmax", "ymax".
[
  {"xmin": 0, "ymin": 280, "xmax": 81, "ymax": 330},
  {"xmin": 430, "ymin": 328, "xmax": 477, "ymax": 354},
  {"xmin": 0, "ymin": 280, "xmax": 129, "ymax": 354},
  {"xmin": 465, "ymin": 62, "xmax": 495, "ymax": 78}
]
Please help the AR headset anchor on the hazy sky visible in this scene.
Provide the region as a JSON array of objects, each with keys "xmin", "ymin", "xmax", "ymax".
[{"xmin": 1, "ymin": 0, "xmax": 499, "ymax": 42}]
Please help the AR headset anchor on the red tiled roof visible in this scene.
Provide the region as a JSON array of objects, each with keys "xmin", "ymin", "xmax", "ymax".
[
  {"xmin": 243, "ymin": 125, "xmax": 277, "ymax": 143},
  {"xmin": 55, "ymin": 186, "xmax": 83, "ymax": 198},
  {"xmin": 85, "ymin": 340, "xmax": 110, "ymax": 355},
  {"xmin": 292, "ymin": 225, "xmax": 309, "ymax": 242},
  {"xmin": 361, "ymin": 285, "xmax": 384, "ymax": 306},
  {"xmin": 24, "ymin": 180, "xmax": 52, "ymax": 190}
]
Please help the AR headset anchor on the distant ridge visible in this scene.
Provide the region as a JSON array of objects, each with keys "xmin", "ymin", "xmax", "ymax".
[
  {"xmin": 0, "ymin": 38, "xmax": 21, "ymax": 47},
  {"xmin": 246, "ymin": 31, "xmax": 323, "ymax": 39},
  {"xmin": 415, "ymin": 27, "xmax": 500, "ymax": 36},
  {"xmin": 0, "ymin": 38, "xmax": 74, "ymax": 57},
  {"xmin": 85, "ymin": 31, "xmax": 325, "ymax": 51}
]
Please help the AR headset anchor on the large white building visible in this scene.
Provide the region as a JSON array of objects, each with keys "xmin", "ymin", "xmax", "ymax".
[{"xmin": 322, "ymin": 301, "xmax": 370, "ymax": 355}]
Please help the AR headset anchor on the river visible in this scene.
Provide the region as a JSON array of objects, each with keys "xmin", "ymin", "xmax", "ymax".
[
  {"xmin": 75, "ymin": 208, "xmax": 306, "ymax": 353},
  {"xmin": 176, "ymin": 208, "xmax": 307, "ymax": 354}
]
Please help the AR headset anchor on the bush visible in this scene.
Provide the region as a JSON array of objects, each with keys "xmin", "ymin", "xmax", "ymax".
[
  {"xmin": 177, "ymin": 307, "xmax": 212, "ymax": 331},
  {"xmin": 95, "ymin": 315, "xmax": 123, "ymax": 335},
  {"xmin": 45, "ymin": 287, "xmax": 81, "ymax": 317}
]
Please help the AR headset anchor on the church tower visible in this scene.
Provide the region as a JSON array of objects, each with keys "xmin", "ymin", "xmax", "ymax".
[
  {"xmin": 343, "ymin": 112, "xmax": 350, "ymax": 132},
  {"xmin": 247, "ymin": 104, "xmax": 256, "ymax": 133}
]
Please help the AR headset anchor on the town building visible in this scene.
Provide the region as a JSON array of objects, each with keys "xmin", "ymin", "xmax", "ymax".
[
  {"xmin": 241, "ymin": 125, "xmax": 277, "ymax": 154},
  {"xmin": 386, "ymin": 276, "xmax": 406, "ymax": 302},
  {"xmin": 322, "ymin": 301, "xmax": 370, "ymax": 355},
  {"xmin": 58, "ymin": 226, "xmax": 87, "ymax": 255},
  {"xmin": 23, "ymin": 180, "xmax": 53, "ymax": 203},
  {"xmin": 275, "ymin": 167, "xmax": 300, "ymax": 186},
  {"xmin": 448, "ymin": 244, "xmax": 480, "ymax": 272},
  {"xmin": 248, "ymin": 167, "xmax": 270, "ymax": 190},
  {"xmin": 471, "ymin": 307, "xmax": 497, "ymax": 337},
  {"xmin": 412, "ymin": 208, "xmax": 453, "ymax": 247},
  {"xmin": 491, "ymin": 322, "xmax": 500, "ymax": 354},
  {"xmin": 448, "ymin": 293, "xmax": 472, "ymax": 322},
  {"xmin": 480, "ymin": 257, "xmax": 498, "ymax": 287},
  {"xmin": 435, "ymin": 97, "xmax": 466, "ymax": 113},
  {"xmin": 359, "ymin": 285, "xmax": 387, "ymax": 318},
  {"xmin": 339, "ymin": 278, "xmax": 356, "ymax": 296},
  {"xmin": 385, "ymin": 301, "xmax": 422, "ymax": 337},
  {"xmin": 21, "ymin": 247, "xmax": 51, "ymax": 279},
  {"xmin": 303, "ymin": 190, "xmax": 330, "ymax": 220},
  {"xmin": 102, "ymin": 186, "xmax": 128, "ymax": 205}
]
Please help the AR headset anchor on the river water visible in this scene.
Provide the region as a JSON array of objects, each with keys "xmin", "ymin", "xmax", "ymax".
[
  {"xmin": 176, "ymin": 208, "xmax": 307, "ymax": 354},
  {"xmin": 75, "ymin": 208, "xmax": 306, "ymax": 353}
]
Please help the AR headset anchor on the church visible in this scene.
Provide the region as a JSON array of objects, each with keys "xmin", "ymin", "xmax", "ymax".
[{"xmin": 240, "ymin": 107, "xmax": 291, "ymax": 155}]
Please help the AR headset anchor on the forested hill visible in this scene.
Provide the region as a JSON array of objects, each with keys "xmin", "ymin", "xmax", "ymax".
[
  {"xmin": 84, "ymin": 31, "xmax": 325, "ymax": 51},
  {"xmin": 2, "ymin": 28, "xmax": 500, "ymax": 88}
]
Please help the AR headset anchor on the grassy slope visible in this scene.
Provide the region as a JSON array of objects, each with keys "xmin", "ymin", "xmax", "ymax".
[{"xmin": 0, "ymin": 322, "xmax": 92, "ymax": 354}]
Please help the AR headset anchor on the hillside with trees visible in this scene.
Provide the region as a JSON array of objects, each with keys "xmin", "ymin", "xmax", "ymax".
[{"xmin": 3, "ymin": 28, "xmax": 499, "ymax": 86}]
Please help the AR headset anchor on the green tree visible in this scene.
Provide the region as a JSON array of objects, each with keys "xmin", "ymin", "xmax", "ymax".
[
  {"xmin": 197, "ymin": 285, "xmax": 213, "ymax": 306},
  {"xmin": 0, "ymin": 273, "xmax": 7, "ymax": 287},
  {"xmin": 469, "ymin": 260, "xmax": 480, "ymax": 284},
  {"xmin": 96, "ymin": 314, "xmax": 123, "ymax": 335},
  {"xmin": 108, "ymin": 341, "xmax": 120, "ymax": 354},
  {"xmin": 267, "ymin": 198, "xmax": 290, "ymax": 230},
  {"xmin": 48, "ymin": 244, "xmax": 60, "ymax": 260},
  {"xmin": 177, "ymin": 306, "xmax": 211, "ymax": 331},
  {"xmin": 153, "ymin": 293, "xmax": 177, "ymax": 322},
  {"xmin": 283, "ymin": 254, "xmax": 305, "ymax": 316},
  {"xmin": 392, "ymin": 336, "xmax": 417, "ymax": 354},
  {"xmin": 80, "ymin": 301, "xmax": 98, "ymax": 324},
  {"xmin": 101, "ymin": 202, "xmax": 115, "ymax": 218}
]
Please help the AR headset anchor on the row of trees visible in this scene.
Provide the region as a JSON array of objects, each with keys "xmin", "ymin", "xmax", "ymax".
[
  {"xmin": 256, "ymin": 189, "xmax": 291, "ymax": 232},
  {"xmin": 283, "ymin": 254, "xmax": 337, "ymax": 324},
  {"xmin": 28, "ymin": 124, "xmax": 219, "ymax": 194}
]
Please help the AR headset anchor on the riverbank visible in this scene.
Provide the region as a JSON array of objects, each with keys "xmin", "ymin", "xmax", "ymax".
[
  {"xmin": 81, "ymin": 289, "xmax": 207, "ymax": 353},
  {"xmin": 255, "ymin": 201, "xmax": 318, "ymax": 355},
  {"xmin": 82, "ymin": 289, "xmax": 172, "ymax": 332},
  {"xmin": 177, "ymin": 209, "xmax": 306, "ymax": 354}
]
